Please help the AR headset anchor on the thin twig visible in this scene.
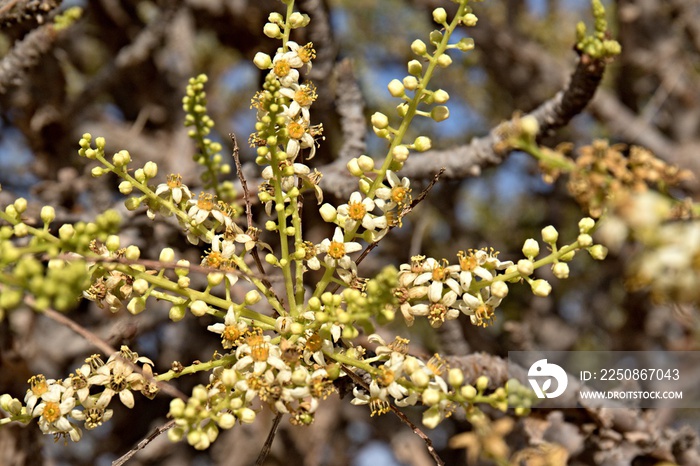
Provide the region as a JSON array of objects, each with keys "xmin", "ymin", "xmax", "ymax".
[
  {"xmin": 255, "ymin": 412, "xmax": 284, "ymax": 466},
  {"xmin": 342, "ymin": 364, "xmax": 445, "ymax": 466},
  {"xmin": 230, "ymin": 134, "xmax": 281, "ymax": 306},
  {"xmin": 37, "ymin": 301, "xmax": 186, "ymax": 400},
  {"xmin": 111, "ymin": 419, "xmax": 176, "ymax": 466},
  {"xmin": 354, "ymin": 168, "xmax": 446, "ymax": 267}
]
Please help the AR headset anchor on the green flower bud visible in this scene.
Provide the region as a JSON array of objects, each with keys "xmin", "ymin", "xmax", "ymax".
[
  {"xmin": 371, "ymin": 112, "xmax": 390, "ymax": 130},
  {"xmin": 413, "ymin": 136, "xmax": 432, "ymax": 152},
  {"xmin": 387, "ymin": 79, "xmax": 405, "ymax": 97},
  {"xmin": 58, "ymin": 224, "xmax": 75, "ymax": 241},
  {"xmin": 552, "ymin": 262, "xmax": 570, "ymax": 279},
  {"xmin": 245, "ymin": 290, "xmax": 261, "ymax": 305},
  {"xmin": 190, "ymin": 300, "xmax": 208, "ymax": 317},
  {"xmin": 403, "ymin": 76, "xmax": 418, "ymax": 91},
  {"xmin": 357, "ymin": 155, "xmax": 375, "ymax": 172},
  {"xmin": 579, "ymin": 217, "xmax": 595, "ymax": 233},
  {"xmin": 522, "ymin": 238, "xmax": 540, "ymax": 258},
  {"xmin": 541, "ymin": 225, "xmax": 559, "ymax": 244},
  {"xmin": 254, "ymin": 52, "xmax": 271, "ymax": 69},
  {"xmin": 13, "ymin": 198, "xmax": 27, "ymax": 214},
  {"xmin": 236, "ymin": 407, "xmax": 256, "ymax": 424},
  {"xmin": 118, "ymin": 181, "xmax": 133, "ymax": 195},
  {"xmin": 127, "ymin": 297, "xmax": 146, "ymax": 315},
  {"xmin": 577, "ymin": 233, "xmax": 593, "ymax": 247},
  {"xmin": 177, "ymin": 276, "xmax": 190, "ymax": 288},
  {"xmin": 448, "ymin": 368, "xmax": 464, "ymax": 387},
  {"xmin": 520, "ymin": 115, "xmax": 539, "ymax": 137},
  {"xmin": 346, "ymin": 158, "xmax": 363, "ymax": 177},
  {"xmin": 463, "ymin": 13, "xmax": 478, "ymax": 26},
  {"xmin": 436, "ymin": 54, "xmax": 452, "ymax": 68},
  {"xmin": 134, "ymin": 168, "xmax": 146, "ymax": 183},
  {"xmin": 159, "ymin": 248, "xmax": 175, "ymax": 262},
  {"xmin": 476, "ymin": 375, "xmax": 489, "ymax": 391},
  {"xmin": 132, "ymin": 278, "xmax": 149, "ymax": 295},
  {"xmin": 517, "ymin": 259, "xmax": 534, "ymax": 276},
  {"xmin": 263, "ymin": 22, "xmax": 281, "ymax": 38},
  {"xmin": 143, "ymin": 161, "xmax": 158, "ymax": 179},
  {"xmin": 169, "ymin": 304, "xmax": 186, "ymax": 322},
  {"xmin": 13, "ymin": 223, "xmax": 28, "ymax": 237},
  {"xmin": 91, "ymin": 167, "xmax": 106, "ymax": 177},
  {"xmin": 392, "ymin": 145, "xmax": 410, "ymax": 163},
  {"xmin": 411, "ymin": 369, "xmax": 430, "ymax": 388},
  {"xmin": 490, "ymin": 281, "xmax": 509, "ymax": 299},
  {"xmin": 218, "ymin": 412, "xmax": 236, "ymax": 430},
  {"xmin": 588, "ymin": 244, "xmax": 608, "ymax": 261},
  {"xmin": 422, "ymin": 388, "xmax": 441, "ymax": 406},
  {"xmin": 407, "ymin": 59, "xmax": 422, "ymax": 76},
  {"xmin": 430, "ymin": 106, "xmax": 450, "ymax": 122},
  {"xmin": 433, "ymin": 89, "xmax": 449, "ymax": 104},
  {"xmin": 125, "ymin": 245, "xmax": 141, "ymax": 260},
  {"xmin": 461, "ymin": 384, "xmax": 477, "ymax": 399},
  {"xmin": 411, "ymin": 39, "xmax": 427, "ymax": 56},
  {"xmin": 124, "ymin": 197, "xmax": 141, "ymax": 211},
  {"xmin": 432, "ymin": 7, "xmax": 447, "ymax": 24},
  {"xmin": 456, "ymin": 37, "xmax": 475, "ymax": 51},
  {"xmin": 531, "ymin": 279, "xmax": 552, "ymax": 297}
]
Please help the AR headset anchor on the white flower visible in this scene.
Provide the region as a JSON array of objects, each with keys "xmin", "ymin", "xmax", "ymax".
[
  {"xmin": 208, "ymin": 306, "xmax": 247, "ymax": 349},
  {"xmin": 154, "ymin": 174, "xmax": 193, "ymax": 205},
  {"xmin": 32, "ymin": 384, "xmax": 77, "ymax": 437},
  {"xmin": 71, "ymin": 392, "xmax": 113, "ymax": 430},
  {"xmin": 375, "ymin": 171, "xmax": 411, "ymax": 210},
  {"xmin": 337, "ymin": 191, "xmax": 386, "ymax": 231},
  {"xmin": 318, "ymin": 227, "xmax": 362, "ymax": 270},
  {"xmin": 187, "ymin": 192, "xmax": 228, "ymax": 227},
  {"xmin": 234, "ymin": 332, "xmax": 288, "ymax": 376}
]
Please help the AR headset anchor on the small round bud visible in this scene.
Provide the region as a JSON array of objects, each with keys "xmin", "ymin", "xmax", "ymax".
[
  {"xmin": 127, "ymin": 297, "xmax": 146, "ymax": 315},
  {"xmin": 413, "ymin": 136, "xmax": 432, "ymax": 152},
  {"xmin": 288, "ymin": 12, "xmax": 308, "ymax": 28},
  {"xmin": 357, "ymin": 155, "xmax": 375, "ymax": 172},
  {"xmin": 118, "ymin": 181, "xmax": 133, "ymax": 195},
  {"xmin": 411, "ymin": 370, "xmax": 430, "ymax": 388},
  {"xmin": 552, "ymin": 262, "xmax": 570, "ymax": 279},
  {"xmin": 531, "ymin": 279, "xmax": 552, "ymax": 297},
  {"xmin": 40, "ymin": 206, "xmax": 55, "ymax": 224},
  {"xmin": 177, "ymin": 276, "xmax": 190, "ymax": 288},
  {"xmin": 237, "ymin": 407, "xmax": 256, "ymax": 424},
  {"xmin": 207, "ymin": 272, "xmax": 224, "ymax": 287},
  {"xmin": 13, "ymin": 223, "xmax": 28, "ymax": 237},
  {"xmin": 461, "ymin": 385, "xmax": 477, "ymax": 399},
  {"xmin": 143, "ymin": 161, "xmax": 158, "ymax": 179},
  {"xmin": 403, "ymin": 76, "xmax": 418, "ymax": 91},
  {"xmin": 392, "ymin": 145, "xmax": 410, "ymax": 162},
  {"xmin": 159, "ymin": 247, "xmax": 175, "ymax": 262},
  {"xmin": 105, "ymin": 235, "xmax": 121, "ymax": 252},
  {"xmin": 541, "ymin": 225, "xmax": 559, "ymax": 243},
  {"xmin": 411, "ymin": 39, "xmax": 427, "ymax": 56},
  {"xmin": 133, "ymin": 278, "xmax": 149, "ymax": 295},
  {"xmin": 253, "ymin": 52, "xmax": 272, "ymax": 69},
  {"xmin": 490, "ymin": 281, "xmax": 509, "ymax": 299},
  {"xmin": 431, "ymin": 106, "xmax": 450, "ymax": 122},
  {"xmin": 169, "ymin": 304, "xmax": 186, "ymax": 322},
  {"xmin": 245, "ymin": 290, "xmax": 261, "ymax": 305},
  {"xmin": 403, "ymin": 356, "xmax": 420, "ymax": 375},
  {"xmin": 588, "ymin": 244, "xmax": 608, "ymax": 261},
  {"xmin": 476, "ymin": 375, "xmax": 489, "ymax": 391},
  {"xmin": 91, "ymin": 167, "xmax": 106, "ymax": 177},
  {"xmin": 319, "ymin": 203, "xmax": 337, "ymax": 222},
  {"xmin": 396, "ymin": 103, "xmax": 409, "ymax": 117},
  {"xmin": 517, "ymin": 259, "xmax": 534, "ymax": 276},
  {"xmin": 522, "ymin": 238, "xmax": 540, "ymax": 258},
  {"xmin": 577, "ymin": 234, "xmax": 593, "ymax": 247},
  {"xmin": 358, "ymin": 178, "xmax": 371, "ymax": 194},
  {"xmin": 456, "ymin": 37, "xmax": 475, "ymax": 51},
  {"xmin": 346, "ymin": 158, "xmax": 363, "ymax": 177},
  {"xmin": 463, "ymin": 13, "xmax": 478, "ymax": 26},
  {"xmin": 560, "ymin": 250, "xmax": 576, "ymax": 261},
  {"xmin": 265, "ymin": 220, "xmax": 277, "ymax": 231},
  {"xmin": 218, "ymin": 412, "xmax": 236, "ymax": 430},
  {"xmin": 422, "ymin": 388, "xmax": 441, "ymax": 406},
  {"xmin": 432, "ymin": 7, "xmax": 447, "ymax": 24},
  {"xmin": 578, "ymin": 217, "xmax": 595, "ymax": 233},
  {"xmin": 265, "ymin": 253, "xmax": 278, "ymax": 265},
  {"xmin": 407, "ymin": 60, "xmax": 422, "ymax": 76},
  {"xmin": 190, "ymin": 300, "xmax": 208, "ymax": 317},
  {"xmin": 433, "ymin": 89, "xmax": 449, "ymax": 104},
  {"xmin": 387, "ymin": 79, "xmax": 405, "ymax": 97},
  {"xmin": 436, "ymin": 54, "xmax": 452, "ymax": 68},
  {"xmin": 371, "ymin": 112, "xmax": 390, "ymax": 130},
  {"xmin": 448, "ymin": 368, "xmax": 464, "ymax": 387},
  {"xmin": 263, "ymin": 22, "xmax": 281, "ymax": 38},
  {"xmin": 520, "ymin": 115, "xmax": 539, "ymax": 137},
  {"xmin": 13, "ymin": 198, "xmax": 27, "ymax": 214},
  {"xmin": 58, "ymin": 224, "xmax": 75, "ymax": 241},
  {"xmin": 134, "ymin": 168, "xmax": 146, "ymax": 183},
  {"xmin": 124, "ymin": 197, "xmax": 141, "ymax": 211},
  {"xmin": 125, "ymin": 245, "xmax": 140, "ymax": 260}
]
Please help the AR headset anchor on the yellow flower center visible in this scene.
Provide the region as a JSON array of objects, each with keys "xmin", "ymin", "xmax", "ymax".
[
  {"xmin": 328, "ymin": 241, "xmax": 346, "ymax": 259},
  {"xmin": 377, "ymin": 367, "xmax": 395, "ymax": 387},
  {"xmin": 287, "ymin": 121, "xmax": 307, "ymax": 140},
  {"xmin": 197, "ymin": 192, "xmax": 215, "ymax": 210},
  {"xmin": 458, "ymin": 250, "xmax": 478, "ymax": 271},
  {"xmin": 42, "ymin": 401, "xmax": 61, "ymax": 423},
  {"xmin": 223, "ymin": 325, "xmax": 242, "ymax": 343},
  {"xmin": 167, "ymin": 174, "xmax": 182, "ymax": 188},
  {"xmin": 294, "ymin": 85, "xmax": 317, "ymax": 107},
  {"xmin": 347, "ymin": 200, "xmax": 366, "ymax": 220},
  {"xmin": 29, "ymin": 375, "xmax": 48, "ymax": 396},
  {"xmin": 391, "ymin": 186, "xmax": 409, "ymax": 204},
  {"xmin": 473, "ymin": 304, "xmax": 495, "ymax": 327},
  {"xmin": 428, "ymin": 303, "xmax": 448, "ymax": 326},
  {"xmin": 431, "ymin": 261, "xmax": 449, "ymax": 281},
  {"xmin": 247, "ymin": 334, "xmax": 269, "ymax": 362},
  {"xmin": 273, "ymin": 59, "xmax": 291, "ymax": 77},
  {"xmin": 299, "ymin": 43, "xmax": 316, "ymax": 64}
]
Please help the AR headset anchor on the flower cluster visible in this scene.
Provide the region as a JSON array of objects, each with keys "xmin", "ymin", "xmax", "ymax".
[{"xmin": 0, "ymin": 346, "xmax": 156, "ymax": 443}]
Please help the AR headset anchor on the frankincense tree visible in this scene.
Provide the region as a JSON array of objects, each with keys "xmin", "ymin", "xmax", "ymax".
[{"xmin": 0, "ymin": 1, "xmax": 698, "ymax": 465}]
